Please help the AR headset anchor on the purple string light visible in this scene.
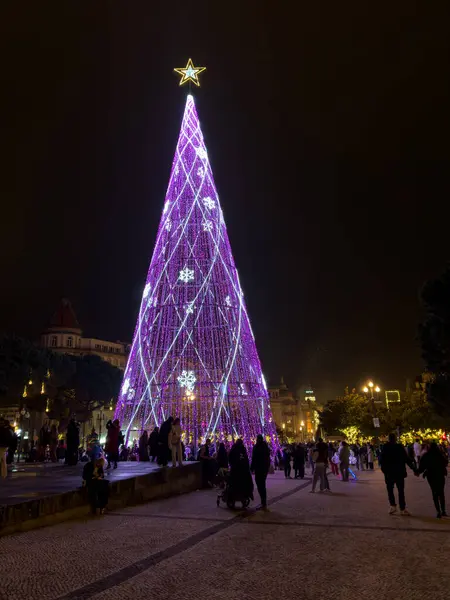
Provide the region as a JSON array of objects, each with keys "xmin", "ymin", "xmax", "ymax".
[{"xmin": 115, "ymin": 94, "xmax": 279, "ymax": 455}]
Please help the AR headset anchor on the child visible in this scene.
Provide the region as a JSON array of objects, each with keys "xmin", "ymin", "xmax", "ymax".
[{"xmin": 82, "ymin": 457, "xmax": 109, "ymax": 515}]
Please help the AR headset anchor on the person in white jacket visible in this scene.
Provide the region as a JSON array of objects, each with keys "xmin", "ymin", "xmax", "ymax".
[{"xmin": 168, "ymin": 418, "xmax": 183, "ymax": 468}]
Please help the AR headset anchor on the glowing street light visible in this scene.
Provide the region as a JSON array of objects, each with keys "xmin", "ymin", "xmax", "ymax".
[
  {"xmin": 375, "ymin": 386, "xmax": 380, "ymax": 393},
  {"xmin": 363, "ymin": 386, "xmax": 369, "ymax": 393}
]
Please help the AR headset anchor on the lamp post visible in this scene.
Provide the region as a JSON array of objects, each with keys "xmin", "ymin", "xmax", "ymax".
[{"xmin": 362, "ymin": 381, "xmax": 382, "ymax": 438}]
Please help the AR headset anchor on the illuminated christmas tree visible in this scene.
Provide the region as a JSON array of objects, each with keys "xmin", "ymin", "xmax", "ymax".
[{"xmin": 116, "ymin": 63, "xmax": 278, "ymax": 453}]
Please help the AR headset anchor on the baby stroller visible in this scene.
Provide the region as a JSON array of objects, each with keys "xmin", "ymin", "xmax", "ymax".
[{"xmin": 216, "ymin": 470, "xmax": 252, "ymax": 509}]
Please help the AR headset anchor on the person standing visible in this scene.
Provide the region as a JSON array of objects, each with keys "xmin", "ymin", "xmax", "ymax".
[
  {"xmin": 169, "ymin": 418, "xmax": 183, "ymax": 468},
  {"xmin": 283, "ymin": 446, "xmax": 292, "ymax": 479},
  {"xmin": 229, "ymin": 439, "xmax": 254, "ymax": 502},
  {"xmin": 148, "ymin": 426, "xmax": 159, "ymax": 462},
  {"xmin": 49, "ymin": 423, "xmax": 59, "ymax": 463},
  {"xmin": 66, "ymin": 418, "xmax": 80, "ymax": 466},
  {"xmin": 416, "ymin": 442, "xmax": 448, "ymax": 518},
  {"xmin": 293, "ymin": 444, "xmax": 305, "ymax": 479},
  {"xmin": 339, "ymin": 441, "xmax": 350, "ymax": 482},
  {"xmin": 199, "ymin": 438, "xmax": 214, "ymax": 487},
  {"xmin": 0, "ymin": 418, "xmax": 13, "ymax": 479},
  {"xmin": 157, "ymin": 417, "xmax": 173, "ymax": 466},
  {"xmin": 138, "ymin": 430, "xmax": 150, "ymax": 461},
  {"xmin": 86, "ymin": 427, "xmax": 101, "ymax": 461},
  {"xmin": 216, "ymin": 442, "xmax": 229, "ymax": 470},
  {"xmin": 251, "ymin": 434, "xmax": 271, "ymax": 509},
  {"xmin": 367, "ymin": 444, "xmax": 374, "ymax": 470},
  {"xmin": 105, "ymin": 419, "xmax": 121, "ymax": 469},
  {"xmin": 310, "ymin": 438, "xmax": 329, "ymax": 493},
  {"xmin": 4, "ymin": 420, "xmax": 17, "ymax": 466},
  {"xmin": 380, "ymin": 432, "xmax": 416, "ymax": 515}
]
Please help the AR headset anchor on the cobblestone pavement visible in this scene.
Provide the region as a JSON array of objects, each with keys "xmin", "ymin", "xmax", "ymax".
[{"xmin": 1, "ymin": 467, "xmax": 450, "ymax": 600}]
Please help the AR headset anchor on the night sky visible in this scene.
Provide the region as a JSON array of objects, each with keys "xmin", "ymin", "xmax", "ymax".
[{"xmin": 2, "ymin": 3, "xmax": 450, "ymax": 400}]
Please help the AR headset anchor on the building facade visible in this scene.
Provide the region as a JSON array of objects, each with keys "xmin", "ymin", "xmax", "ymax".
[
  {"xmin": 40, "ymin": 299, "xmax": 130, "ymax": 370},
  {"xmin": 268, "ymin": 378, "xmax": 319, "ymax": 442}
]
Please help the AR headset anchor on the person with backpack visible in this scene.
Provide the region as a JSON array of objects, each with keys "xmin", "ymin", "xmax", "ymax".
[{"xmin": 251, "ymin": 434, "xmax": 271, "ymax": 509}]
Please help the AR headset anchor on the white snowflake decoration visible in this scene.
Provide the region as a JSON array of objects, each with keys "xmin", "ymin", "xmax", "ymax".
[
  {"xmin": 153, "ymin": 297, "xmax": 158, "ymax": 308},
  {"xmin": 178, "ymin": 370, "xmax": 196, "ymax": 392},
  {"xmin": 165, "ymin": 219, "xmax": 172, "ymax": 232},
  {"xmin": 202, "ymin": 220, "xmax": 213, "ymax": 232},
  {"xmin": 225, "ymin": 295, "xmax": 232, "ymax": 307},
  {"xmin": 122, "ymin": 377, "xmax": 130, "ymax": 395},
  {"xmin": 239, "ymin": 383, "xmax": 248, "ymax": 396},
  {"xmin": 143, "ymin": 283, "xmax": 151, "ymax": 298},
  {"xmin": 196, "ymin": 147, "xmax": 208, "ymax": 160},
  {"xmin": 175, "ymin": 164, "xmax": 179, "ymax": 176},
  {"xmin": 163, "ymin": 201, "xmax": 169, "ymax": 215},
  {"xmin": 127, "ymin": 388, "xmax": 135, "ymax": 400},
  {"xmin": 179, "ymin": 267, "xmax": 194, "ymax": 283},
  {"xmin": 203, "ymin": 197, "xmax": 215, "ymax": 210},
  {"xmin": 185, "ymin": 302, "xmax": 195, "ymax": 315},
  {"xmin": 197, "ymin": 167, "xmax": 204, "ymax": 178}
]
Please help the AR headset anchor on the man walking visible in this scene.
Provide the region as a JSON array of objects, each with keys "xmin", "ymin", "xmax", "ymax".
[
  {"xmin": 380, "ymin": 432, "xmax": 416, "ymax": 515},
  {"xmin": 251, "ymin": 434, "xmax": 271, "ymax": 509}
]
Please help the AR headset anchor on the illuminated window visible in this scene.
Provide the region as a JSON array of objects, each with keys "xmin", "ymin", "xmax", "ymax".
[
  {"xmin": 67, "ymin": 336, "xmax": 73, "ymax": 348},
  {"xmin": 51, "ymin": 336, "xmax": 57, "ymax": 347}
]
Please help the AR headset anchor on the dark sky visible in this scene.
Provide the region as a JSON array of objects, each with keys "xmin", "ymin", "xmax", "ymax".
[{"xmin": 2, "ymin": 2, "xmax": 450, "ymax": 400}]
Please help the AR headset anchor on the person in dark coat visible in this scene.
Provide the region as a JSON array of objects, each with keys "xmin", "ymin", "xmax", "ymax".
[
  {"xmin": 157, "ymin": 417, "xmax": 173, "ymax": 466},
  {"xmin": 416, "ymin": 442, "xmax": 449, "ymax": 518},
  {"xmin": 148, "ymin": 426, "xmax": 159, "ymax": 462},
  {"xmin": 216, "ymin": 442, "xmax": 229, "ymax": 470},
  {"xmin": 139, "ymin": 431, "xmax": 149, "ymax": 461},
  {"xmin": 105, "ymin": 419, "xmax": 122, "ymax": 469},
  {"xmin": 282, "ymin": 446, "xmax": 292, "ymax": 479},
  {"xmin": 66, "ymin": 419, "xmax": 80, "ymax": 466},
  {"xmin": 251, "ymin": 435, "xmax": 271, "ymax": 509},
  {"xmin": 4, "ymin": 420, "xmax": 17, "ymax": 465},
  {"xmin": 0, "ymin": 418, "xmax": 13, "ymax": 479},
  {"xmin": 293, "ymin": 444, "xmax": 306, "ymax": 479},
  {"xmin": 380, "ymin": 432, "xmax": 416, "ymax": 515},
  {"xmin": 228, "ymin": 439, "xmax": 254, "ymax": 501},
  {"xmin": 82, "ymin": 457, "xmax": 109, "ymax": 515}
]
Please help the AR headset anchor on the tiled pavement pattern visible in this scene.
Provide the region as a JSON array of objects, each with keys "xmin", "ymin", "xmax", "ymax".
[{"xmin": 1, "ymin": 468, "xmax": 450, "ymax": 600}]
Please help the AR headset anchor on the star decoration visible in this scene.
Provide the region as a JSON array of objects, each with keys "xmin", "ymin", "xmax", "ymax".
[{"xmin": 174, "ymin": 59, "xmax": 206, "ymax": 87}]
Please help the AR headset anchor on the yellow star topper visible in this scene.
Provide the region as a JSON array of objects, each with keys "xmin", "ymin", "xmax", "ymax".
[{"xmin": 174, "ymin": 58, "xmax": 206, "ymax": 87}]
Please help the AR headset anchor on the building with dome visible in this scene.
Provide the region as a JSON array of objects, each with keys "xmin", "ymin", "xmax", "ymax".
[{"xmin": 40, "ymin": 299, "xmax": 130, "ymax": 370}]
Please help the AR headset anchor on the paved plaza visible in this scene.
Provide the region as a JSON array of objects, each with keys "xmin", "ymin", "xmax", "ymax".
[
  {"xmin": 1, "ymin": 467, "xmax": 449, "ymax": 600},
  {"xmin": 0, "ymin": 462, "xmax": 161, "ymax": 505}
]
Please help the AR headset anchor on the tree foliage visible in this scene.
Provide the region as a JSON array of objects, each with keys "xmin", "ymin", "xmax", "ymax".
[
  {"xmin": 420, "ymin": 265, "xmax": 450, "ymax": 417},
  {"xmin": 320, "ymin": 386, "xmax": 447, "ymax": 439},
  {"xmin": 0, "ymin": 335, "xmax": 122, "ymax": 421}
]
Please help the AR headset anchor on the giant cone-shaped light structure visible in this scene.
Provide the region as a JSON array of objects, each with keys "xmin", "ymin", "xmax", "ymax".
[{"xmin": 115, "ymin": 95, "xmax": 278, "ymax": 452}]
